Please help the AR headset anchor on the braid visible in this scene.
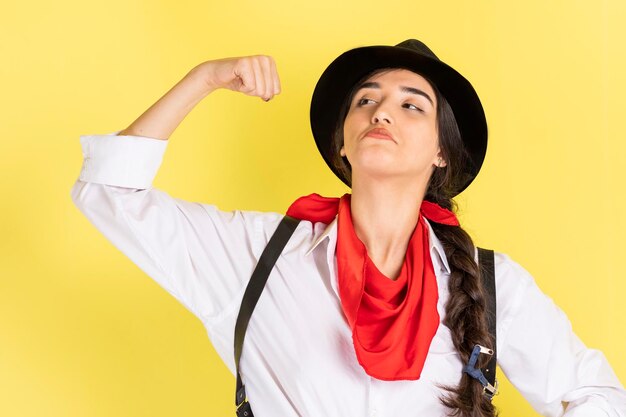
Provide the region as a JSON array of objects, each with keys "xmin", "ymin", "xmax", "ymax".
[{"xmin": 430, "ymin": 205, "xmax": 498, "ymax": 417}]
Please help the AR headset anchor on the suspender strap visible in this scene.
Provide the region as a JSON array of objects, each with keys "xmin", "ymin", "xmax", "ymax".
[
  {"xmin": 477, "ymin": 247, "xmax": 497, "ymax": 396},
  {"xmin": 233, "ymin": 215, "xmax": 301, "ymax": 417}
]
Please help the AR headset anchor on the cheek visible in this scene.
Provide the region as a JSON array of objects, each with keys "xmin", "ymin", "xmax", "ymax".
[
  {"xmin": 342, "ymin": 115, "xmax": 359, "ymax": 146},
  {"xmin": 399, "ymin": 126, "xmax": 439, "ymax": 161},
  {"xmin": 344, "ymin": 109, "xmax": 357, "ymax": 127}
]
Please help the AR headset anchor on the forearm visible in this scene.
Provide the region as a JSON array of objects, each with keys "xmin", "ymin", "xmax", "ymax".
[{"xmin": 117, "ymin": 66, "xmax": 215, "ymax": 141}]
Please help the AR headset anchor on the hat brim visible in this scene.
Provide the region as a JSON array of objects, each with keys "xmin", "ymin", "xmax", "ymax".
[{"xmin": 309, "ymin": 44, "xmax": 488, "ymax": 197}]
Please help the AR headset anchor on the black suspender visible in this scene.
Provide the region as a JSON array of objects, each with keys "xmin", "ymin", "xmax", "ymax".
[
  {"xmin": 233, "ymin": 215, "xmax": 497, "ymax": 416},
  {"xmin": 477, "ymin": 247, "xmax": 498, "ymax": 398},
  {"xmin": 234, "ymin": 215, "xmax": 301, "ymax": 417}
]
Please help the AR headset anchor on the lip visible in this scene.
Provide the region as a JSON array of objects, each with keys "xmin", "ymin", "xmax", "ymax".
[{"xmin": 364, "ymin": 127, "xmax": 395, "ymax": 142}]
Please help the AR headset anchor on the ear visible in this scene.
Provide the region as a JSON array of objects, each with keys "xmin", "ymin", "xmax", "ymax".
[
  {"xmin": 435, "ymin": 150, "xmax": 447, "ymax": 168},
  {"xmin": 340, "ymin": 146, "xmax": 346, "ymax": 157}
]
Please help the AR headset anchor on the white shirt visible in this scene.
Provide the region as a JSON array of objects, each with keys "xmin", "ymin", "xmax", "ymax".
[{"xmin": 71, "ymin": 131, "xmax": 626, "ymax": 417}]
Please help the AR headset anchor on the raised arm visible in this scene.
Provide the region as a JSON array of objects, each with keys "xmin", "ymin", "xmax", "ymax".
[
  {"xmin": 70, "ymin": 55, "xmax": 284, "ymax": 323},
  {"xmin": 118, "ymin": 55, "xmax": 281, "ymax": 140}
]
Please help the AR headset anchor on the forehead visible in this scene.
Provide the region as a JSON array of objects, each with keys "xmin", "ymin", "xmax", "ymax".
[{"xmin": 364, "ymin": 68, "xmax": 434, "ymax": 92}]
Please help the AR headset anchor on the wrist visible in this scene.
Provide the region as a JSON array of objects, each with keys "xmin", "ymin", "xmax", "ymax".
[{"xmin": 187, "ymin": 63, "xmax": 219, "ymax": 96}]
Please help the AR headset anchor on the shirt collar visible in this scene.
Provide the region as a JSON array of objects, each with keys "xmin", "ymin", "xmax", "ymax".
[
  {"xmin": 425, "ymin": 218, "xmax": 452, "ymax": 275},
  {"xmin": 304, "ymin": 215, "xmax": 451, "ymax": 275},
  {"xmin": 304, "ymin": 216, "xmax": 337, "ymax": 257}
]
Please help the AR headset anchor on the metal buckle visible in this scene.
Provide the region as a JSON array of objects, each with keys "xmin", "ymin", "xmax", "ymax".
[
  {"xmin": 463, "ymin": 344, "xmax": 498, "ymax": 401},
  {"xmin": 477, "ymin": 345, "xmax": 493, "ymax": 355},
  {"xmin": 482, "ymin": 378, "xmax": 499, "ymax": 400},
  {"xmin": 235, "ymin": 400, "xmax": 252, "ymax": 417},
  {"xmin": 476, "ymin": 345, "xmax": 498, "ymax": 400},
  {"xmin": 235, "ymin": 385, "xmax": 253, "ymax": 416}
]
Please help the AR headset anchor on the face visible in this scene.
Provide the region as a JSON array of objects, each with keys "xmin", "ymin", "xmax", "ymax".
[{"xmin": 341, "ymin": 68, "xmax": 446, "ymax": 186}]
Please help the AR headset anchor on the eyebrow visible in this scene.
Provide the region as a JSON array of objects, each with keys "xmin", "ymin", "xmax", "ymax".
[{"xmin": 355, "ymin": 81, "xmax": 434, "ymax": 107}]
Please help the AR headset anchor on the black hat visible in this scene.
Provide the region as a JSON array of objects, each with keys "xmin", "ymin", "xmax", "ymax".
[{"xmin": 309, "ymin": 39, "xmax": 488, "ymax": 197}]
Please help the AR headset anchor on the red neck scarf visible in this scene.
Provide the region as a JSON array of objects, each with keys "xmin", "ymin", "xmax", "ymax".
[{"xmin": 286, "ymin": 192, "xmax": 459, "ymax": 380}]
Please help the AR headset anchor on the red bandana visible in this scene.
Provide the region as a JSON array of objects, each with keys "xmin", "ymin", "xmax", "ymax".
[{"xmin": 286, "ymin": 193, "xmax": 459, "ymax": 380}]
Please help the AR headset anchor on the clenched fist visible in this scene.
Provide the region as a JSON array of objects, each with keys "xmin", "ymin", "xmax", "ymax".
[{"xmin": 193, "ymin": 55, "xmax": 281, "ymax": 101}]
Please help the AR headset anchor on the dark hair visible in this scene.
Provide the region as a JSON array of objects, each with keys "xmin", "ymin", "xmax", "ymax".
[{"xmin": 330, "ymin": 67, "xmax": 498, "ymax": 417}]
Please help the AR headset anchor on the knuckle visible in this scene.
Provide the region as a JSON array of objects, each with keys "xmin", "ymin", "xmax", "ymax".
[
  {"xmin": 241, "ymin": 80, "xmax": 255, "ymax": 91},
  {"xmin": 236, "ymin": 59, "xmax": 251, "ymax": 72}
]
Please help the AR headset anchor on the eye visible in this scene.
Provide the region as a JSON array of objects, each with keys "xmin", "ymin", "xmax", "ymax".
[
  {"xmin": 356, "ymin": 97, "xmax": 375, "ymax": 106},
  {"xmin": 403, "ymin": 103, "xmax": 423, "ymax": 112}
]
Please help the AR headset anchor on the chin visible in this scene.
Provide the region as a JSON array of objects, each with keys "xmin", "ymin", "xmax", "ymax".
[{"xmin": 354, "ymin": 149, "xmax": 397, "ymax": 169}]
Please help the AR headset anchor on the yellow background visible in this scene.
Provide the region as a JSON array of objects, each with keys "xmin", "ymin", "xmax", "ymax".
[{"xmin": 1, "ymin": 0, "xmax": 624, "ymax": 415}]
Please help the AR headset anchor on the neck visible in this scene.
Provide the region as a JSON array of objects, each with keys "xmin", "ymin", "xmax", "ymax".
[{"xmin": 349, "ymin": 172, "xmax": 429, "ymax": 277}]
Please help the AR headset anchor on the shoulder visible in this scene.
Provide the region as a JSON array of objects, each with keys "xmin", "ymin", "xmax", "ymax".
[
  {"xmin": 484, "ymin": 250, "xmax": 561, "ymax": 350},
  {"xmin": 493, "ymin": 251, "xmax": 535, "ymax": 288},
  {"xmin": 473, "ymin": 248, "xmax": 536, "ymax": 330},
  {"xmin": 491, "ymin": 251, "xmax": 536, "ymax": 314},
  {"xmin": 206, "ymin": 208, "xmax": 324, "ymax": 255},
  {"xmin": 474, "ymin": 248, "xmax": 536, "ymax": 305}
]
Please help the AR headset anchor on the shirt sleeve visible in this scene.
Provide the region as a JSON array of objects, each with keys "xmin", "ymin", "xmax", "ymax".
[
  {"xmin": 70, "ymin": 131, "xmax": 281, "ymax": 323},
  {"xmin": 495, "ymin": 253, "xmax": 626, "ymax": 417}
]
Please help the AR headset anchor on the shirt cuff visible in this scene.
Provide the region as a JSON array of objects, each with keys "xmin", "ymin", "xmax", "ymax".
[{"xmin": 78, "ymin": 131, "xmax": 169, "ymax": 189}]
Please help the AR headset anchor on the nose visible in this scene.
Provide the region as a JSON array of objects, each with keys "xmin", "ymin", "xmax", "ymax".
[{"xmin": 370, "ymin": 101, "xmax": 392, "ymax": 125}]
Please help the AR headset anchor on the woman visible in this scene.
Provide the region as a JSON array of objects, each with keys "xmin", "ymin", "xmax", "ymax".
[{"xmin": 71, "ymin": 39, "xmax": 626, "ymax": 416}]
